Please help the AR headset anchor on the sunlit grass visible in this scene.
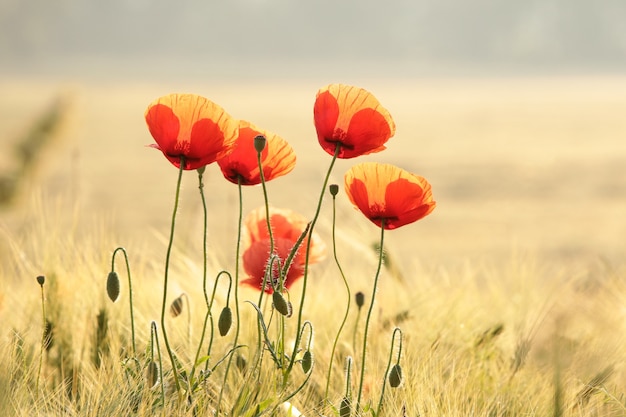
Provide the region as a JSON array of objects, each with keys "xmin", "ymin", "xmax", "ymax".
[{"xmin": 1, "ymin": 192, "xmax": 625, "ymax": 416}]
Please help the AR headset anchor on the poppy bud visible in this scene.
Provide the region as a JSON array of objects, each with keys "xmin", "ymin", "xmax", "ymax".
[
  {"xmin": 236, "ymin": 354, "xmax": 247, "ymax": 372},
  {"xmin": 146, "ymin": 360, "xmax": 159, "ymax": 388},
  {"xmin": 106, "ymin": 271, "xmax": 120, "ymax": 303},
  {"xmin": 329, "ymin": 184, "xmax": 339, "ymax": 196},
  {"xmin": 170, "ymin": 295, "xmax": 184, "ymax": 317},
  {"xmin": 301, "ymin": 350, "xmax": 313, "ymax": 374},
  {"xmin": 272, "ymin": 291, "xmax": 290, "ymax": 316},
  {"xmin": 355, "ymin": 292, "xmax": 365, "ymax": 309},
  {"xmin": 388, "ymin": 364, "xmax": 403, "ymax": 388},
  {"xmin": 218, "ymin": 306, "xmax": 233, "ymax": 336},
  {"xmin": 339, "ymin": 397, "xmax": 351, "ymax": 417},
  {"xmin": 254, "ymin": 135, "xmax": 267, "ymax": 153},
  {"xmin": 36, "ymin": 275, "xmax": 45, "ymax": 286}
]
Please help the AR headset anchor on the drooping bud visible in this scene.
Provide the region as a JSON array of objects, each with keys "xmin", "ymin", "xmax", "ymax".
[
  {"xmin": 355, "ymin": 292, "xmax": 365, "ymax": 309},
  {"xmin": 36, "ymin": 275, "xmax": 45, "ymax": 286},
  {"xmin": 329, "ymin": 184, "xmax": 339, "ymax": 197},
  {"xmin": 170, "ymin": 294, "xmax": 184, "ymax": 317},
  {"xmin": 236, "ymin": 354, "xmax": 247, "ymax": 372},
  {"xmin": 106, "ymin": 271, "xmax": 120, "ymax": 303},
  {"xmin": 388, "ymin": 363, "xmax": 403, "ymax": 388},
  {"xmin": 301, "ymin": 350, "xmax": 313, "ymax": 374},
  {"xmin": 146, "ymin": 360, "xmax": 159, "ymax": 388},
  {"xmin": 272, "ymin": 291, "xmax": 290, "ymax": 316},
  {"xmin": 218, "ymin": 306, "xmax": 233, "ymax": 336},
  {"xmin": 254, "ymin": 135, "xmax": 267, "ymax": 153},
  {"xmin": 339, "ymin": 397, "xmax": 351, "ymax": 417}
]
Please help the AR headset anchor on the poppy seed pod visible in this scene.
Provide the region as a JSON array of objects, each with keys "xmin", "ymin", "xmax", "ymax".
[
  {"xmin": 272, "ymin": 291, "xmax": 290, "ymax": 316},
  {"xmin": 301, "ymin": 350, "xmax": 313, "ymax": 374},
  {"xmin": 253, "ymin": 134, "xmax": 267, "ymax": 153},
  {"xmin": 36, "ymin": 275, "xmax": 45, "ymax": 286},
  {"xmin": 218, "ymin": 306, "xmax": 233, "ymax": 336},
  {"xmin": 106, "ymin": 271, "xmax": 120, "ymax": 303},
  {"xmin": 389, "ymin": 363, "xmax": 403, "ymax": 388},
  {"xmin": 329, "ymin": 184, "xmax": 339, "ymax": 196}
]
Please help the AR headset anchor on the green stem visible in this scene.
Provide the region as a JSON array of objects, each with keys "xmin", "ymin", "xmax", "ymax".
[
  {"xmin": 324, "ymin": 188, "xmax": 351, "ymax": 400},
  {"xmin": 151, "ymin": 321, "xmax": 166, "ymax": 407},
  {"xmin": 376, "ymin": 327, "xmax": 402, "ymax": 416},
  {"xmin": 356, "ymin": 219, "xmax": 386, "ymax": 411},
  {"xmin": 111, "ymin": 247, "xmax": 136, "ymax": 357},
  {"xmin": 218, "ymin": 177, "xmax": 244, "ymax": 417},
  {"xmin": 287, "ymin": 144, "xmax": 340, "ymax": 374},
  {"xmin": 35, "ymin": 280, "xmax": 46, "ymax": 397},
  {"xmin": 160, "ymin": 158, "xmax": 185, "ymax": 396}
]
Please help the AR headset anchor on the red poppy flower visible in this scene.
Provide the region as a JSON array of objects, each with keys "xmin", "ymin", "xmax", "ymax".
[
  {"xmin": 314, "ymin": 84, "xmax": 395, "ymax": 159},
  {"xmin": 344, "ymin": 162, "xmax": 436, "ymax": 230},
  {"xmin": 145, "ymin": 93, "xmax": 238, "ymax": 170},
  {"xmin": 241, "ymin": 207, "xmax": 326, "ymax": 293},
  {"xmin": 217, "ymin": 120, "xmax": 296, "ymax": 185}
]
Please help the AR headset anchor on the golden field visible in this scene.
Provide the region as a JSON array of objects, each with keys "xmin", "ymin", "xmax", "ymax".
[{"xmin": 1, "ymin": 75, "xmax": 625, "ymax": 416}]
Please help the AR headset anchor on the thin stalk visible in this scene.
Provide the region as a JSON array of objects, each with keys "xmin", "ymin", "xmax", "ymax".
[
  {"xmin": 324, "ymin": 187, "xmax": 351, "ymax": 400},
  {"xmin": 376, "ymin": 327, "xmax": 402, "ymax": 415},
  {"xmin": 356, "ymin": 219, "xmax": 386, "ymax": 411},
  {"xmin": 111, "ymin": 247, "xmax": 136, "ymax": 357},
  {"xmin": 160, "ymin": 158, "xmax": 185, "ymax": 396},
  {"xmin": 35, "ymin": 278, "xmax": 46, "ymax": 396},
  {"xmin": 287, "ymin": 144, "xmax": 340, "ymax": 374},
  {"xmin": 218, "ymin": 176, "xmax": 244, "ymax": 417}
]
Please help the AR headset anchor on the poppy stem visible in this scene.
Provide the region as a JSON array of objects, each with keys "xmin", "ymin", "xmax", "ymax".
[
  {"xmin": 286, "ymin": 144, "xmax": 340, "ymax": 375},
  {"xmin": 376, "ymin": 327, "xmax": 402, "ymax": 416},
  {"xmin": 324, "ymin": 185, "xmax": 351, "ymax": 401},
  {"xmin": 111, "ymin": 247, "xmax": 137, "ymax": 359},
  {"xmin": 356, "ymin": 219, "xmax": 386, "ymax": 412},
  {"xmin": 216, "ymin": 177, "xmax": 244, "ymax": 416},
  {"xmin": 160, "ymin": 158, "xmax": 185, "ymax": 397}
]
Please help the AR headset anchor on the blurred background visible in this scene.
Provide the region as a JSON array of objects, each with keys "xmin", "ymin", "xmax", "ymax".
[
  {"xmin": 1, "ymin": 0, "xmax": 625, "ymax": 271},
  {"xmin": 2, "ymin": 0, "xmax": 626, "ymax": 79}
]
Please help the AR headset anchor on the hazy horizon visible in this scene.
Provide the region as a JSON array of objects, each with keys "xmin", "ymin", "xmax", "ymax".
[{"xmin": 2, "ymin": 0, "xmax": 626, "ymax": 81}]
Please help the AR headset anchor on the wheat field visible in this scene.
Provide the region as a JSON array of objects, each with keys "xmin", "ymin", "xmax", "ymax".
[{"xmin": 1, "ymin": 75, "xmax": 625, "ymax": 415}]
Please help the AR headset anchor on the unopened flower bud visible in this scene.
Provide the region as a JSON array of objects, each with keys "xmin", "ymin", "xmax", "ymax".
[
  {"xmin": 388, "ymin": 363, "xmax": 403, "ymax": 388},
  {"xmin": 301, "ymin": 350, "xmax": 313, "ymax": 373},
  {"xmin": 355, "ymin": 292, "xmax": 365, "ymax": 309},
  {"xmin": 272, "ymin": 291, "xmax": 290, "ymax": 316},
  {"xmin": 170, "ymin": 294, "xmax": 184, "ymax": 317},
  {"xmin": 218, "ymin": 306, "xmax": 233, "ymax": 336},
  {"xmin": 254, "ymin": 135, "xmax": 267, "ymax": 153},
  {"xmin": 329, "ymin": 184, "xmax": 339, "ymax": 196},
  {"xmin": 106, "ymin": 271, "xmax": 120, "ymax": 302},
  {"xmin": 36, "ymin": 275, "xmax": 45, "ymax": 286},
  {"xmin": 339, "ymin": 397, "xmax": 351, "ymax": 417},
  {"xmin": 146, "ymin": 361, "xmax": 159, "ymax": 388}
]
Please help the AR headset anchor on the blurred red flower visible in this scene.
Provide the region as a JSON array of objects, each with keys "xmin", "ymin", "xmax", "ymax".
[
  {"xmin": 314, "ymin": 84, "xmax": 395, "ymax": 158},
  {"xmin": 344, "ymin": 162, "xmax": 436, "ymax": 230},
  {"xmin": 241, "ymin": 207, "xmax": 326, "ymax": 293},
  {"xmin": 217, "ymin": 120, "xmax": 296, "ymax": 185},
  {"xmin": 145, "ymin": 93, "xmax": 238, "ymax": 170}
]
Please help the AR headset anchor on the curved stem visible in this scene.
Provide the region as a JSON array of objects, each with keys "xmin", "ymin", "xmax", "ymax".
[
  {"xmin": 287, "ymin": 144, "xmax": 340, "ymax": 374},
  {"xmin": 376, "ymin": 327, "xmax": 402, "ymax": 416},
  {"xmin": 112, "ymin": 247, "xmax": 136, "ymax": 357},
  {"xmin": 356, "ymin": 220, "xmax": 386, "ymax": 411},
  {"xmin": 217, "ymin": 177, "xmax": 244, "ymax": 417},
  {"xmin": 151, "ymin": 321, "xmax": 166, "ymax": 406},
  {"xmin": 160, "ymin": 159, "xmax": 185, "ymax": 396},
  {"xmin": 324, "ymin": 189, "xmax": 351, "ymax": 400}
]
